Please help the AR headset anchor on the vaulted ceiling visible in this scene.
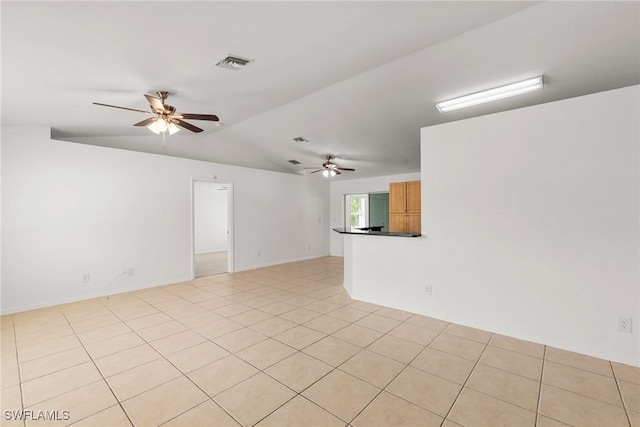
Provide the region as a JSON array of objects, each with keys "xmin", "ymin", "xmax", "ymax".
[{"xmin": 2, "ymin": 1, "xmax": 639, "ymax": 178}]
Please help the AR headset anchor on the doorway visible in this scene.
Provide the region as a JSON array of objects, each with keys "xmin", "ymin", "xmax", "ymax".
[{"xmin": 192, "ymin": 179, "xmax": 233, "ymax": 278}]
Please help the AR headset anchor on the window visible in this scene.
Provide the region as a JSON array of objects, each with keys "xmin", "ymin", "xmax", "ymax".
[{"xmin": 344, "ymin": 192, "xmax": 389, "ymax": 231}]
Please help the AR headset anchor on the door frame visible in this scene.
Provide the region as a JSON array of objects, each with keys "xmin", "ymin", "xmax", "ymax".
[{"xmin": 191, "ymin": 177, "xmax": 234, "ymax": 278}]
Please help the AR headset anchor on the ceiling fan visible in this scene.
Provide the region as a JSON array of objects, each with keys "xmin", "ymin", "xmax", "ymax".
[
  {"xmin": 305, "ymin": 155, "xmax": 355, "ymax": 177},
  {"xmin": 93, "ymin": 91, "xmax": 219, "ymax": 134}
]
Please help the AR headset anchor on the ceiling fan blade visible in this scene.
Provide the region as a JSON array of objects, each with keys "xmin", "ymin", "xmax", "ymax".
[
  {"xmin": 180, "ymin": 113, "xmax": 219, "ymax": 122},
  {"xmin": 145, "ymin": 94, "xmax": 166, "ymax": 113},
  {"xmin": 173, "ymin": 119, "xmax": 203, "ymax": 133},
  {"xmin": 132, "ymin": 117, "xmax": 158, "ymax": 127},
  {"xmin": 335, "ymin": 170, "xmax": 342, "ymax": 175},
  {"xmin": 309, "ymin": 169, "xmax": 324, "ymax": 174},
  {"xmin": 93, "ymin": 102, "xmax": 152, "ymax": 114},
  {"xmin": 336, "ymin": 167, "xmax": 355, "ymax": 171}
]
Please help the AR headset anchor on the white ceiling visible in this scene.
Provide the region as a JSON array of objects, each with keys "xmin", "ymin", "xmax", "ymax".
[{"xmin": 2, "ymin": 1, "xmax": 639, "ymax": 179}]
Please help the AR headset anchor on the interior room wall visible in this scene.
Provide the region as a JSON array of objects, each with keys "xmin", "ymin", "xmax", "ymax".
[
  {"xmin": 1, "ymin": 128, "xmax": 329, "ymax": 314},
  {"xmin": 329, "ymin": 172, "xmax": 421, "ymax": 256},
  {"xmin": 345, "ymin": 86, "xmax": 640, "ymax": 366},
  {"xmin": 194, "ymin": 182, "xmax": 228, "ymax": 254}
]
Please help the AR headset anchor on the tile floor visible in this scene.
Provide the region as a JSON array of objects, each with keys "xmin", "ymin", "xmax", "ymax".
[
  {"xmin": 1, "ymin": 256, "xmax": 638, "ymax": 427},
  {"xmin": 194, "ymin": 252, "xmax": 228, "ymax": 278}
]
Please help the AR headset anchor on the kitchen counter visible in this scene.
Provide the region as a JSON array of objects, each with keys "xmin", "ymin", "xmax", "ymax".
[{"xmin": 332, "ymin": 227, "xmax": 421, "ymax": 238}]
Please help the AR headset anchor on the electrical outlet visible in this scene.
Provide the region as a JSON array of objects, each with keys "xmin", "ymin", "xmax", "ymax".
[
  {"xmin": 82, "ymin": 274, "xmax": 90, "ymax": 283},
  {"xmin": 618, "ymin": 317, "xmax": 632, "ymax": 333},
  {"xmin": 424, "ymin": 284, "xmax": 432, "ymax": 295},
  {"xmin": 127, "ymin": 267, "xmax": 135, "ymax": 276}
]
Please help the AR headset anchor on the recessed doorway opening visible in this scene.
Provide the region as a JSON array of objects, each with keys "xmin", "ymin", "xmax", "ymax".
[{"xmin": 192, "ymin": 179, "xmax": 233, "ymax": 278}]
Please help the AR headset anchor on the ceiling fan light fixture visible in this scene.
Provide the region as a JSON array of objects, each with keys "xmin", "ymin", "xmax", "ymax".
[
  {"xmin": 436, "ymin": 75, "xmax": 544, "ymax": 112},
  {"xmin": 167, "ymin": 122, "xmax": 181, "ymax": 135}
]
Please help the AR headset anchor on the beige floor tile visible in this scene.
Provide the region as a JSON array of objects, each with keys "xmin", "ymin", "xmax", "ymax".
[
  {"xmin": 77, "ymin": 322, "xmax": 131, "ymax": 345},
  {"xmin": 236, "ymin": 338, "xmax": 297, "ymax": 369},
  {"xmin": 197, "ymin": 296, "xmax": 235, "ymax": 310},
  {"xmin": 283, "ymin": 295, "xmax": 319, "ymax": 307},
  {"xmin": 339, "ymin": 349, "xmax": 405, "ymax": 388},
  {"xmin": 150, "ymin": 330, "xmax": 207, "ymax": 356},
  {"xmin": 386, "ymin": 366, "xmax": 460, "ymax": 417},
  {"xmin": 136, "ymin": 320, "xmax": 188, "ymax": 342},
  {"xmin": 106, "ymin": 358, "xmax": 182, "ymax": 401},
  {"xmin": 188, "ymin": 355, "xmax": 259, "ymax": 397},
  {"xmin": 25, "ymin": 381, "xmax": 117, "ymax": 427},
  {"xmin": 303, "ymin": 370, "xmax": 380, "ymax": 423},
  {"xmin": 215, "ymin": 373, "xmax": 296, "ymax": 426},
  {"xmin": 619, "ymin": 380, "xmax": 640, "ymax": 412},
  {"xmin": 539, "ymin": 384, "xmax": 629, "ymax": 427},
  {"xmin": 163, "ymin": 400, "xmax": 240, "ymax": 426},
  {"xmin": 303, "ymin": 336, "xmax": 361, "ymax": 367},
  {"xmin": 346, "ymin": 301, "xmax": 381, "ymax": 313},
  {"xmin": 22, "ymin": 361, "xmax": 102, "ymax": 407},
  {"xmin": 229, "ymin": 309, "xmax": 273, "ymax": 326},
  {"xmin": 265, "ymin": 351, "xmax": 333, "ymax": 392},
  {"xmin": 212, "ymin": 302, "xmax": 253, "ymax": 317},
  {"xmin": 117, "ymin": 305, "xmax": 161, "ymax": 321},
  {"xmin": 273, "ymin": 325, "xmax": 326, "ymax": 350},
  {"xmin": 177, "ymin": 311, "xmax": 224, "ymax": 329},
  {"xmin": 164, "ymin": 304, "xmax": 209, "ymax": 320},
  {"xmin": 536, "ymin": 415, "xmax": 573, "ymax": 426},
  {"xmin": 629, "ymin": 410, "xmax": 640, "ymax": 427},
  {"xmin": 69, "ymin": 404, "xmax": 132, "ymax": 427},
  {"xmin": 355, "ymin": 314, "xmax": 401, "ymax": 333},
  {"xmin": 489, "ymin": 334, "xmax": 545, "ymax": 359},
  {"xmin": 444, "ymin": 324, "xmax": 493, "ymax": 344},
  {"xmin": 94, "ymin": 344, "xmax": 160, "ymax": 377},
  {"xmin": 613, "ymin": 361, "xmax": 640, "ymax": 385},
  {"xmin": 84, "ymin": 332, "xmax": 144, "ymax": 359},
  {"xmin": 545, "ymin": 346, "xmax": 613, "ymax": 377},
  {"xmin": 352, "ymin": 391, "xmax": 443, "ymax": 427},
  {"xmin": 165, "ymin": 341, "xmax": 230, "ymax": 373},
  {"xmin": 405, "ymin": 314, "xmax": 450, "ymax": 332},
  {"xmin": 388, "ymin": 322, "xmax": 439, "ymax": 346},
  {"xmin": 374, "ymin": 307, "xmax": 413, "ymax": 322},
  {"xmin": 213, "ymin": 328, "xmax": 268, "ymax": 353},
  {"xmin": 441, "ymin": 420, "xmax": 464, "ymax": 427},
  {"xmin": 18, "ymin": 334, "xmax": 82, "ymax": 362},
  {"xmin": 411, "ymin": 347, "xmax": 475, "ymax": 385},
  {"xmin": 326, "ymin": 307, "xmax": 370, "ymax": 323},
  {"xmin": 466, "ymin": 364, "xmax": 540, "ymax": 411},
  {"xmin": 2, "ymin": 385, "xmax": 22, "ymax": 414},
  {"xmin": 20, "ymin": 347, "xmax": 90, "ymax": 382},
  {"xmin": 192, "ymin": 318, "xmax": 244, "ymax": 339},
  {"xmin": 249, "ymin": 317, "xmax": 297, "ymax": 337},
  {"xmin": 16, "ymin": 325, "xmax": 75, "ymax": 347},
  {"xmin": 122, "ymin": 376, "xmax": 208, "ymax": 427},
  {"xmin": 304, "ymin": 300, "xmax": 342, "ymax": 315},
  {"xmin": 256, "ymin": 395, "xmax": 345, "ymax": 427},
  {"xmin": 304, "ymin": 315, "xmax": 350, "ymax": 334},
  {"xmin": 480, "ymin": 345, "xmax": 543, "ymax": 381},
  {"xmin": 449, "ymin": 388, "xmax": 535, "ymax": 427},
  {"xmin": 429, "ymin": 333, "xmax": 486, "ymax": 362},
  {"xmin": 67, "ymin": 314, "xmax": 122, "ymax": 334},
  {"xmin": 240, "ymin": 296, "xmax": 277, "ymax": 309},
  {"xmin": 278, "ymin": 307, "xmax": 322, "ymax": 324},
  {"xmin": 543, "ymin": 360, "xmax": 622, "ymax": 406},
  {"xmin": 259, "ymin": 301, "xmax": 297, "ymax": 315},
  {"xmin": 322, "ymin": 294, "xmax": 355, "ymax": 306},
  {"xmin": 124, "ymin": 312, "xmax": 172, "ymax": 331},
  {"xmin": 332, "ymin": 324, "xmax": 383, "ymax": 348},
  {"xmin": 368, "ymin": 335, "xmax": 424, "ymax": 364},
  {"xmin": 1, "ymin": 358, "xmax": 20, "ymax": 389}
]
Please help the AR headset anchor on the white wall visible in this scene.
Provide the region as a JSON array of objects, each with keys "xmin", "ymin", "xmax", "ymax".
[
  {"xmin": 1, "ymin": 128, "xmax": 329, "ymax": 314},
  {"xmin": 194, "ymin": 182, "xmax": 228, "ymax": 254},
  {"xmin": 329, "ymin": 172, "xmax": 421, "ymax": 256},
  {"xmin": 346, "ymin": 86, "xmax": 640, "ymax": 366}
]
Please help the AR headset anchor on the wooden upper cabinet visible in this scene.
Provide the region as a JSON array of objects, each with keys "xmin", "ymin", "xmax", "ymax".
[
  {"xmin": 389, "ymin": 182, "xmax": 407, "ymax": 214},
  {"xmin": 388, "ymin": 180, "xmax": 421, "ymax": 233},
  {"xmin": 406, "ymin": 181, "xmax": 421, "ymax": 214}
]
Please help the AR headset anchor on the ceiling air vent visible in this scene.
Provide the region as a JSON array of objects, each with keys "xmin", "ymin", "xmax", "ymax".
[
  {"xmin": 293, "ymin": 137, "xmax": 309, "ymax": 143},
  {"xmin": 288, "ymin": 160, "xmax": 301, "ymax": 165},
  {"xmin": 216, "ymin": 55, "xmax": 253, "ymax": 71}
]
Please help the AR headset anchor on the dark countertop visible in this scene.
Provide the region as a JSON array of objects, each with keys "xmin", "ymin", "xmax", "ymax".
[{"xmin": 332, "ymin": 227, "xmax": 421, "ymax": 238}]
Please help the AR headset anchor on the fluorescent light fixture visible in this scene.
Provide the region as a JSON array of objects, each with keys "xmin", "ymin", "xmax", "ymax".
[{"xmin": 436, "ymin": 76, "xmax": 544, "ymax": 113}]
